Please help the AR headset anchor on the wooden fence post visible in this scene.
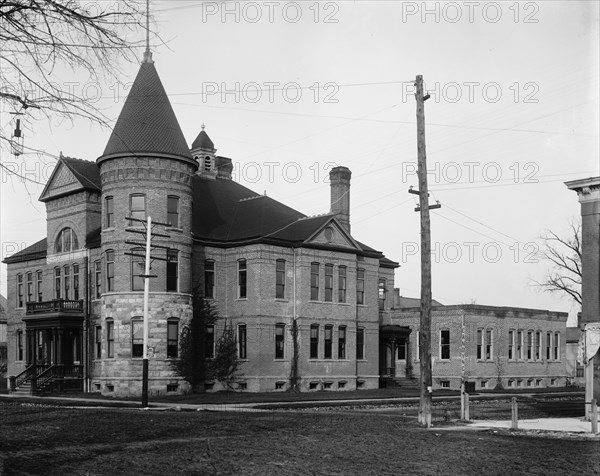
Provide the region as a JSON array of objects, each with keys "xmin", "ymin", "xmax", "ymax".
[
  {"xmin": 511, "ymin": 397, "xmax": 518, "ymax": 430},
  {"xmin": 592, "ymin": 399, "xmax": 598, "ymax": 435},
  {"xmin": 464, "ymin": 392, "xmax": 470, "ymax": 421}
]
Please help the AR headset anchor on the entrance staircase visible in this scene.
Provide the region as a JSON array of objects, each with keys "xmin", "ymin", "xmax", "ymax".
[{"xmin": 9, "ymin": 364, "xmax": 84, "ymax": 396}]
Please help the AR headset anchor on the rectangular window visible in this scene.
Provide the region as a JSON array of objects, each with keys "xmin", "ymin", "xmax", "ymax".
[
  {"xmin": 130, "ymin": 194, "xmax": 146, "ymax": 221},
  {"xmin": 378, "ymin": 278, "xmax": 386, "ymax": 310},
  {"xmin": 324, "ymin": 325, "xmax": 333, "ymax": 359},
  {"xmin": 106, "ymin": 251, "xmax": 114, "ymax": 292},
  {"xmin": 105, "ymin": 196, "xmax": 114, "ymax": 228},
  {"xmin": 397, "ymin": 339, "xmax": 406, "ymax": 360},
  {"xmin": 54, "ymin": 268, "xmax": 61, "ymax": 299},
  {"xmin": 440, "ymin": 329, "xmax": 450, "ymax": 360},
  {"xmin": 36, "ymin": 270, "xmax": 43, "ymax": 302},
  {"xmin": 535, "ymin": 331, "xmax": 542, "ymax": 360},
  {"xmin": 356, "ymin": 268, "xmax": 365, "ymax": 305},
  {"xmin": 338, "ymin": 266, "xmax": 346, "ymax": 303},
  {"xmin": 167, "ymin": 196, "xmax": 179, "ymax": 228},
  {"xmin": 527, "ymin": 330, "xmax": 533, "ymax": 360},
  {"xmin": 508, "ymin": 329, "xmax": 515, "ymax": 360},
  {"xmin": 310, "ymin": 324, "xmax": 319, "ymax": 359},
  {"xmin": 205, "ymin": 325, "xmax": 215, "ymax": 359},
  {"xmin": 167, "ymin": 320, "xmax": 179, "ymax": 358},
  {"xmin": 517, "ymin": 330, "xmax": 523, "ymax": 360},
  {"xmin": 131, "ymin": 250, "xmax": 145, "ymax": 292},
  {"xmin": 238, "ymin": 259, "xmax": 247, "ymax": 298},
  {"xmin": 485, "ymin": 329, "xmax": 492, "ymax": 360},
  {"xmin": 477, "ymin": 329, "xmax": 483, "ymax": 360},
  {"xmin": 17, "ymin": 330, "xmax": 23, "ymax": 361},
  {"xmin": 106, "ymin": 321, "xmax": 114, "ymax": 358},
  {"xmin": 204, "ymin": 260, "xmax": 215, "ymax": 298},
  {"xmin": 73, "ymin": 264, "xmax": 79, "ymax": 300},
  {"xmin": 95, "ymin": 326, "xmax": 102, "ymax": 359},
  {"xmin": 63, "ymin": 266, "xmax": 70, "ymax": 300},
  {"xmin": 132, "ymin": 320, "xmax": 143, "ymax": 358},
  {"xmin": 546, "ymin": 331, "xmax": 552, "ymax": 360},
  {"xmin": 166, "ymin": 249, "xmax": 178, "ymax": 292},
  {"xmin": 276, "ymin": 260, "xmax": 285, "ymax": 299},
  {"xmin": 238, "ymin": 324, "xmax": 247, "ymax": 359},
  {"xmin": 324, "ymin": 264, "xmax": 333, "ymax": 302},
  {"xmin": 310, "ymin": 262, "xmax": 319, "ymax": 301},
  {"xmin": 26, "ymin": 272, "xmax": 33, "ymax": 303},
  {"xmin": 338, "ymin": 326, "xmax": 346, "ymax": 359},
  {"xmin": 17, "ymin": 274, "xmax": 23, "ymax": 307},
  {"xmin": 356, "ymin": 327, "xmax": 365, "ymax": 360},
  {"xmin": 94, "ymin": 261, "xmax": 102, "ymax": 299},
  {"xmin": 554, "ymin": 332, "xmax": 560, "ymax": 360},
  {"xmin": 275, "ymin": 324, "xmax": 284, "ymax": 359}
]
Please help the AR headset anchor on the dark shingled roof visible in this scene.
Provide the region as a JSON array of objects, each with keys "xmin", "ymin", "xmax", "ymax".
[
  {"xmin": 191, "ymin": 176, "xmax": 395, "ymax": 263},
  {"xmin": 192, "ymin": 175, "xmax": 305, "ymax": 242},
  {"xmin": 62, "ymin": 157, "xmax": 101, "ymax": 191},
  {"xmin": 98, "ymin": 62, "xmax": 194, "ymax": 165},
  {"xmin": 3, "ymin": 238, "xmax": 47, "ymax": 264},
  {"xmin": 191, "ymin": 130, "xmax": 214, "ymax": 150}
]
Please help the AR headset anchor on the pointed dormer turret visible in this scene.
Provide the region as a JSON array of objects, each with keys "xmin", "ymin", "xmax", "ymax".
[{"xmin": 191, "ymin": 124, "xmax": 218, "ymax": 178}]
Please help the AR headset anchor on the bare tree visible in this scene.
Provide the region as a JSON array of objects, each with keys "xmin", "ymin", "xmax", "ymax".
[
  {"xmin": 532, "ymin": 220, "xmax": 582, "ymax": 307},
  {"xmin": 0, "ymin": 0, "xmax": 147, "ymax": 165}
]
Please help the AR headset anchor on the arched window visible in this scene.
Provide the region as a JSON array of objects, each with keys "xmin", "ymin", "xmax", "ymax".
[{"xmin": 55, "ymin": 228, "xmax": 79, "ymax": 253}]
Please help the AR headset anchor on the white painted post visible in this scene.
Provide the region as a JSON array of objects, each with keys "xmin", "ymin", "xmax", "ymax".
[{"xmin": 142, "ymin": 216, "xmax": 152, "ymax": 407}]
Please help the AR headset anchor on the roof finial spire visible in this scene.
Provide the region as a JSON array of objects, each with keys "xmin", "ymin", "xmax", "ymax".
[
  {"xmin": 142, "ymin": 0, "xmax": 154, "ymax": 63},
  {"xmin": 201, "ymin": 123, "xmax": 205, "ymax": 131}
]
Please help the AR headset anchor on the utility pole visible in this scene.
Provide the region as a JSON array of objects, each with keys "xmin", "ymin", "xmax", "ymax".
[
  {"xmin": 410, "ymin": 75, "xmax": 441, "ymax": 427},
  {"xmin": 125, "ymin": 216, "xmax": 171, "ymax": 408}
]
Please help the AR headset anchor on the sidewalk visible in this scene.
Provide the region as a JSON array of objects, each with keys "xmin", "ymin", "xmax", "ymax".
[{"xmin": 467, "ymin": 417, "xmax": 600, "ymax": 435}]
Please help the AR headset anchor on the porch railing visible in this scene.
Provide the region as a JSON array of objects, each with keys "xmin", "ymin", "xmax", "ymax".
[
  {"xmin": 26, "ymin": 299, "xmax": 84, "ymax": 315},
  {"xmin": 9, "ymin": 363, "xmax": 52, "ymax": 390},
  {"xmin": 10, "ymin": 364, "xmax": 83, "ymax": 392}
]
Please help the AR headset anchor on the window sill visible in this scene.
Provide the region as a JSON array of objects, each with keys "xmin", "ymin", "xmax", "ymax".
[
  {"xmin": 274, "ymin": 298, "xmax": 289, "ymax": 302},
  {"xmin": 236, "ymin": 298, "xmax": 248, "ymax": 301},
  {"xmin": 103, "ymin": 227, "xmax": 115, "ymax": 232},
  {"xmin": 438, "ymin": 359, "xmax": 451, "ymax": 362}
]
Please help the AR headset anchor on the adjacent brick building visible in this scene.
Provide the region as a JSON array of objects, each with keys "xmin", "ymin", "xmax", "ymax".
[{"xmin": 386, "ymin": 303, "xmax": 568, "ymax": 390}]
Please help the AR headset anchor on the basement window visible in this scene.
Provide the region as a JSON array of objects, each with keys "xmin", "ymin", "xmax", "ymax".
[
  {"xmin": 309, "ymin": 381, "xmax": 319, "ymax": 390},
  {"xmin": 238, "ymin": 382, "xmax": 247, "ymax": 390},
  {"xmin": 323, "ymin": 381, "xmax": 333, "ymax": 390},
  {"xmin": 338, "ymin": 381, "xmax": 346, "ymax": 389},
  {"xmin": 356, "ymin": 380, "xmax": 365, "ymax": 389},
  {"xmin": 275, "ymin": 381, "xmax": 286, "ymax": 390},
  {"xmin": 507, "ymin": 380, "xmax": 514, "ymax": 388},
  {"xmin": 440, "ymin": 380, "xmax": 450, "ymax": 388},
  {"xmin": 106, "ymin": 384, "xmax": 114, "ymax": 392},
  {"xmin": 167, "ymin": 384, "xmax": 179, "ymax": 393}
]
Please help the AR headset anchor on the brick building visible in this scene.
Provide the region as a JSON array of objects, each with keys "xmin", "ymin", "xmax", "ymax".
[
  {"xmin": 3, "ymin": 55, "xmax": 398, "ymax": 396},
  {"xmin": 384, "ymin": 302, "xmax": 568, "ymax": 390}
]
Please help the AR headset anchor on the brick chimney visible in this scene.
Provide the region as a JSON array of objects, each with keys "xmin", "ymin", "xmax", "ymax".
[{"xmin": 329, "ymin": 166, "xmax": 352, "ymax": 233}]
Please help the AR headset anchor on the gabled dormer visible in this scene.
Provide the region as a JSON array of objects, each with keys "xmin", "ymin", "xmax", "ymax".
[{"xmin": 39, "ymin": 155, "xmax": 102, "ymax": 262}]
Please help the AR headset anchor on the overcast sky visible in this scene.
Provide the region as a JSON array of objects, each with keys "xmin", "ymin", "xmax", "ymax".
[{"xmin": 1, "ymin": 0, "xmax": 598, "ymax": 324}]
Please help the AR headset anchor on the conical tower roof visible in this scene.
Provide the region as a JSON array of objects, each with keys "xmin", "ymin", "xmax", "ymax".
[{"xmin": 98, "ymin": 61, "xmax": 194, "ymax": 166}]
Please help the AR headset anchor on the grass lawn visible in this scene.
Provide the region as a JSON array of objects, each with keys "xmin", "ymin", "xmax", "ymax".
[{"xmin": 1, "ymin": 401, "xmax": 598, "ymax": 475}]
